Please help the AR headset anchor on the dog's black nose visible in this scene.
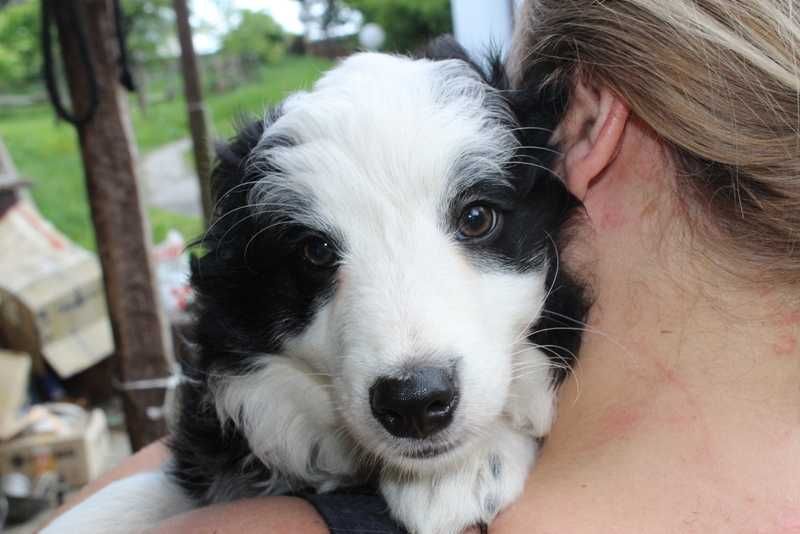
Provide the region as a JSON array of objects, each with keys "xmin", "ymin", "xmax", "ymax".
[{"xmin": 370, "ymin": 367, "xmax": 458, "ymax": 439}]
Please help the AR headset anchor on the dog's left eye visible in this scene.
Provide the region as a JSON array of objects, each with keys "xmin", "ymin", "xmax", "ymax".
[
  {"xmin": 302, "ymin": 237, "xmax": 337, "ymax": 268},
  {"xmin": 456, "ymin": 205, "xmax": 499, "ymax": 240}
]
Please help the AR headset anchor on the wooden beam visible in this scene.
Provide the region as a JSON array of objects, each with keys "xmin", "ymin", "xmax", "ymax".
[
  {"xmin": 173, "ymin": 0, "xmax": 213, "ymax": 226},
  {"xmin": 51, "ymin": 0, "xmax": 172, "ymax": 451}
]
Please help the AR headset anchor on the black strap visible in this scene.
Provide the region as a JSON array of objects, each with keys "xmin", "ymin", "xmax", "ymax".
[
  {"xmin": 300, "ymin": 491, "xmax": 408, "ymax": 534},
  {"xmin": 112, "ymin": 0, "xmax": 137, "ymax": 92},
  {"xmin": 40, "ymin": 0, "xmax": 136, "ymax": 127},
  {"xmin": 299, "ymin": 490, "xmax": 491, "ymax": 534},
  {"xmin": 41, "ymin": 0, "xmax": 100, "ymax": 126}
]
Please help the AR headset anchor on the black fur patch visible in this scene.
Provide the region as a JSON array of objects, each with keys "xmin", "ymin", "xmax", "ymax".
[{"xmin": 169, "ymin": 110, "xmax": 336, "ymax": 501}]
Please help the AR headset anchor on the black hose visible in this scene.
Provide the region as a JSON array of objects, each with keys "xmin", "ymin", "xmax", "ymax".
[{"xmin": 40, "ymin": 0, "xmax": 100, "ymax": 126}]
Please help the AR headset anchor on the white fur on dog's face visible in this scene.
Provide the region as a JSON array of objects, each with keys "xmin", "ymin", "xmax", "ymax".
[{"xmin": 214, "ymin": 53, "xmax": 556, "ymax": 475}]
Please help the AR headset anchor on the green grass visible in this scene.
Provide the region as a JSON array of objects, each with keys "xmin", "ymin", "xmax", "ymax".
[{"xmin": 0, "ymin": 56, "xmax": 332, "ymax": 250}]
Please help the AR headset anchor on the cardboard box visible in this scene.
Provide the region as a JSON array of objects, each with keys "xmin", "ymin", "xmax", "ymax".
[
  {"xmin": 0, "ymin": 134, "xmax": 19, "ymax": 187},
  {"xmin": 0, "ymin": 349, "xmax": 31, "ymax": 440},
  {"xmin": 0, "ymin": 199, "xmax": 113, "ymax": 378},
  {"xmin": 0, "ymin": 408, "xmax": 111, "ymax": 488}
]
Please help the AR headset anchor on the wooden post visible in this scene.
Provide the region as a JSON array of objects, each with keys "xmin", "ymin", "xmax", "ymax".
[
  {"xmin": 173, "ymin": 0, "xmax": 213, "ymax": 226},
  {"xmin": 51, "ymin": 0, "xmax": 172, "ymax": 451}
]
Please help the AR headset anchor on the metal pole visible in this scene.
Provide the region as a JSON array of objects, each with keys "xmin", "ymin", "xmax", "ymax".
[{"xmin": 173, "ymin": 0, "xmax": 213, "ymax": 227}]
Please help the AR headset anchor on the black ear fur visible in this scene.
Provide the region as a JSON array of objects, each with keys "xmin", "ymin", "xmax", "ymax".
[
  {"xmin": 207, "ymin": 108, "xmax": 286, "ymax": 224},
  {"xmin": 419, "ymin": 35, "xmax": 568, "ymax": 150},
  {"xmin": 419, "ymin": 35, "xmax": 509, "ymax": 91},
  {"xmin": 210, "ymin": 118, "xmax": 266, "ymax": 210},
  {"xmin": 420, "ymin": 35, "xmax": 483, "ymax": 71}
]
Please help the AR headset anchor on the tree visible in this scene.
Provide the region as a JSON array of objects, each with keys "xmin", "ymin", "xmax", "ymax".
[
  {"xmin": 0, "ymin": 0, "xmax": 175, "ymax": 93},
  {"xmin": 221, "ymin": 10, "xmax": 286, "ymax": 68},
  {"xmin": 121, "ymin": 0, "xmax": 176, "ymax": 112},
  {"xmin": 345, "ymin": 0, "xmax": 451, "ymax": 52},
  {"xmin": 0, "ymin": 0, "xmax": 39, "ymax": 92},
  {"xmin": 298, "ymin": 0, "xmax": 356, "ymax": 40},
  {"xmin": 121, "ymin": 0, "xmax": 175, "ymax": 65}
]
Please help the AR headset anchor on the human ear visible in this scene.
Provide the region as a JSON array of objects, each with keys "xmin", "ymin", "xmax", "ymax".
[{"xmin": 555, "ymin": 80, "xmax": 630, "ymax": 201}]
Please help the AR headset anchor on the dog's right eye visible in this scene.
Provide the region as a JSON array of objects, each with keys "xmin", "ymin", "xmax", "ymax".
[
  {"xmin": 302, "ymin": 236, "xmax": 337, "ymax": 268},
  {"xmin": 456, "ymin": 205, "xmax": 499, "ymax": 241}
]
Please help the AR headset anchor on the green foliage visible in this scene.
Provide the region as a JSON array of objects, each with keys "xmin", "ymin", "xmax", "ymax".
[
  {"xmin": 0, "ymin": 0, "xmax": 176, "ymax": 91},
  {"xmin": 0, "ymin": 56, "xmax": 333, "ymax": 250},
  {"xmin": 121, "ymin": 0, "xmax": 175, "ymax": 64},
  {"xmin": 0, "ymin": 0, "xmax": 40, "ymax": 91},
  {"xmin": 221, "ymin": 10, "xmax": 287, "ymax": 67},
  {"xmin": 346, "ymin": 0, "xmax": 452, "ymax": 52},
  {"xmin": 297, "ymin": 0, "xmax": 353, "ymax": 36}
]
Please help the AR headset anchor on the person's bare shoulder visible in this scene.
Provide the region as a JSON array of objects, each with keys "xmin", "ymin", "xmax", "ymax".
[{"xmin": 150, "ymin": 496, "xmax": 329, "ymax": 534}]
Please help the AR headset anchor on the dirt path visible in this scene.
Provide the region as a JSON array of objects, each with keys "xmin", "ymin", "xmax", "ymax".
[{"xmin": 140, "ymin": 138, "xmax": 201, "ymax": 217}]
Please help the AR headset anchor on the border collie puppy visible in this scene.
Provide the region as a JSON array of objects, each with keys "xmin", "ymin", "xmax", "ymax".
[{"xmin": 44, "ymin": 39, "xmax": 586, "ymax": 534}]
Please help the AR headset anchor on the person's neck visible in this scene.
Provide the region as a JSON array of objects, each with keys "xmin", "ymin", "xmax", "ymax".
[
  {"xmin": 563, "ymin": 255, "xmax": 799, "ymax": 429},
  {"xmin": 534, "ymin": 244, "xmax": 800, "ymax": 526}
]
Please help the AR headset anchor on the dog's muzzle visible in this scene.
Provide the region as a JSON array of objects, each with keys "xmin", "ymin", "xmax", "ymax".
[{"xmin": 369, "ymin": 367, "xmax": 458, "ymax": 439}]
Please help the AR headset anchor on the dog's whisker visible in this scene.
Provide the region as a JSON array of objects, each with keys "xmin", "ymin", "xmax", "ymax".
[
  {"xmin": 512, "ymin": 145, "xmax": 564, "ymax": 156},
  {"xmin": 508, "ymin": 125, "xmax": 555, "ymax": 134},
  {"xmin": 507, "ymin": 160, "xmax": 567, "ymax": 183},
  {"xmin": 202, "ymin": 200, "xmax": 301, "ymax": 246},
  {"xmin": 208, "ymin": 179, "xmax": 264, "ymax": 219}
]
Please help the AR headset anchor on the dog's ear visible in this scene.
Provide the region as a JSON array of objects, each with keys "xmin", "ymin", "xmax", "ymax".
[
  {"xmin": 419, "ymin": 35, "xmax": 509, "ymax": 91},
  {"xmin": 210, "ymin": 108, "xmax": 281, "ymax": 214},
  {"xmin": 419, "ymin": 35, "xmax": 478, "ymax": 68},
  {"xmin": 189, "ymin": 106, "xmax": 286, "ymax": 260},
  {"xmin": 211, "ymin": 123, "xmax": 261, "ymax": 208}
]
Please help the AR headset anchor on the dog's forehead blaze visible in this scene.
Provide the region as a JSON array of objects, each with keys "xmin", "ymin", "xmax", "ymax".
[{"xmin": 246, "ymin": 53, "xmax": 518, "ymax": 243}]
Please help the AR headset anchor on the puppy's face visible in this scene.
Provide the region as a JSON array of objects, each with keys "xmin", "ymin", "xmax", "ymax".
[{"xmin": 193, "ymin": 52, "xmax": 574, "ymax": 475}]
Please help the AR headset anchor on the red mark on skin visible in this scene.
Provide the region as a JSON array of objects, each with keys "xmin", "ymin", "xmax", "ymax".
[
  {"xmin": 757, "ymin": 287, "xmax": 775, "ymax": 297},
  {"xmin": 580, "ymin": 405, "xmax": 644, "ymax": 452},
  {"xmin": 774, "ymin": 428, "xmax": 795, "ymax": 447},
  {"xmin": 601, "ymin": 406, "xmax": 643, "ymax": 437},
  {"xmin": 650, "ymin": 359, "xmax": 720, "ymax": 466},
  {"xmin": 779, "ymin": 310, "xmax": 800, "ymax": 327},
  {"xmin": 661, "ymin": 413, "xmax": 696, "ymax": 426},
  {"xmin": 599, "ymin": 210, "xmax": 626, "ymax": 230},
  {"xmin": 778, "ymin": 511, "xmax": 800, "ymax": 532},
  {"xmin": 587, "ymin": 406, "xmax": 643, "ymax": 449},
  {"xmin": 653, "ymin": 358, "xmax": 686, "ymax": 390},
  {"xmin": 773, "ymin": 334, "xmax": 798, "ymax": 357}
]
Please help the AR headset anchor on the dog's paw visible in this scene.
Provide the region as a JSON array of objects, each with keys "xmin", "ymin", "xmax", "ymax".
[
  {"xmin": 506, "ymin": 345, "xmax": 558, "ymax": 438},
  {"xmin": 381, "ymin": 426, "xmax": 536, "ymax": 534}
]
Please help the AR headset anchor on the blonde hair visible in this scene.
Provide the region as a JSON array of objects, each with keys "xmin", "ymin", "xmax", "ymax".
[{"xmin": 511, "ymin": 0, "xmax": 800, "ymax": 284}]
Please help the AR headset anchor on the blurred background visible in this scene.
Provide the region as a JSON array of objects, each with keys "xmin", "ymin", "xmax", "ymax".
[{"xmin": 0, "ymin": 0, "xmax": 519, "ymax": 530}]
